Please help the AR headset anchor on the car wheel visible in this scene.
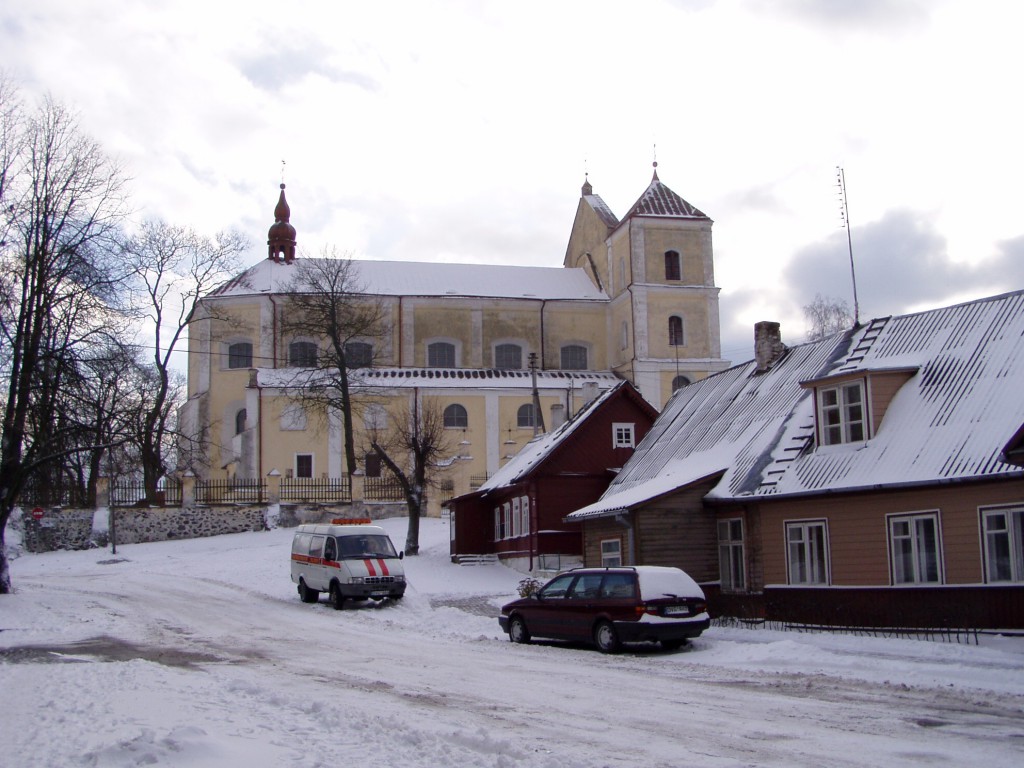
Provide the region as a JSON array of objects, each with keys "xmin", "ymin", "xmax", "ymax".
[
  {"xmin": 593, "ymin": 620, "xmax": 621, "ymax": 654},
  {"xmin": 298, "ymin": 580, "xmax": 319, "ymax": 604},
  {"xmin": 329, "ymin": 582, "xmax": 345, "ymax": 610},
  {"xmin": 661, "ymin": 638, "xmax": 686, "ymax": 651},
  {"xmin": 508, "ymin": 615, "xmax": 531, "ymax": 644}
]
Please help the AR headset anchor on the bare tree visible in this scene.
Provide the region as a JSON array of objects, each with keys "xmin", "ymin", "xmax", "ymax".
[
  {"xmin": 366, "ymin": 396, "xmax": 455, "ymax": 555},
  {"xmin": 119, "ymin": 220, "xmax": 247, "ymax": 501},
  {"xmin": 278, "ymin": 249, "xmax": 389, "ymax": 476},
  {"xmin": 0, "ymin": 84, "xmax": 130, "ymax": 593},
  {"xmin": 803, "ymin": 294, "xmax": 854, "ymax": 341}
]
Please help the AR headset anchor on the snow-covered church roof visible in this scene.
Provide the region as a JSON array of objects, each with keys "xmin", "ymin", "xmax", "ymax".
[{"xmin": 212, "ymin": 258, "xmax": 608, "ymax": 302}]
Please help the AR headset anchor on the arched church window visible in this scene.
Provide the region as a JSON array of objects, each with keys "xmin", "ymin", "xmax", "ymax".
[
  {"xmin": 228, "ymin": 342, "xmax": 253, "ymax": 369},
  {"xmin": 235, "ymin": 408, "xmax": 247, "ymax": 435},
  {"xmin": 289, "ymin": 341, "xmax": 318, "ymax": 367},
  {"xmin": 560, "ymin": 344, "xmax": 588, "ymax": 370},
  {"xmin": 444, "ymin": 404, "xmax": 469, "ymax": 428},
  {"xmin": 665, "ymin": 251, "xmax": 681, "ymax": 281},
  {"xmin": 517, "ymin": 403, "xmax": 538, "ymax": 428},
  {"xmin": 428, "ymin": 341, "xmax": 456, "ymax": 368},
  {"xmin": 669, "ymin": 316, "xmax": 684, "ymax": 347},
  {"xmin": 494, "ymin": 343, "xmax": 522, "ymax": 370}
]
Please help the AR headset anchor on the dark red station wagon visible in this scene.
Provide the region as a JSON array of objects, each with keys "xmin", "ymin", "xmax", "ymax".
[{"xmin": 498, "ymin": 566, "xmax": 710, "ymax": 653}]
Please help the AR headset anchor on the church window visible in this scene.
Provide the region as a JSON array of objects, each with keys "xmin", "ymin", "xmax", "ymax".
[
  {"xmin": 444, "ymin": 404, "xmax": 469, "ymax": 428},
  {"xmin": 494, "ymin": 343, "xmax": 522, "ymax": 370},
  {"xmin": 234, "ymin": 408, "xmax": 247, "ymax": 435},
  {"xmin": 428, "ymin": 341, "xmax": 456, "ymax": 368},
  {"xmin": 363, "ymin": 404, "xmax": 388, "ymax": 431},
  {"xmin": 665, "ymin": 251, "xmax": 681, "ymax": 281},
  {"xmin": 228, "ymin": 342, "xmax": 253, "ymax": 369},
  {"xmin": 620, "ymin": 321, "xmax": 629, "ymax": 350},
  {"xmin": 345, "ymin": 341, "xmax": 373, "ymax": 368},
  {"xmin": 672, "ymin": 375, "xmax": 691, "ymax": 392},
  {"xmin": 669, "ymin": 316, "xmax": 685, "ymax": 346},
  {"xmin": 289, "ymin": 341, "xmax": 317, "ymax": 367},
  {"xmin": 560, "ymin": 344, "xmax": 588, "ymax": 370},
  {"xmin": 517, "ymin": 403, "xmax": 538, "ymax": 428}
]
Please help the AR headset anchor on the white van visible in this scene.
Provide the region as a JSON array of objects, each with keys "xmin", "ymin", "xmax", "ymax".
[{"xmin": 290, "ymin": 518, "xmax": 407, "ymax": 609}]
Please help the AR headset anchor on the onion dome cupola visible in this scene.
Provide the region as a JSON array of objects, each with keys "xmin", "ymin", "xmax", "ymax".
[{"xmin": 267, "ymin": 183, "xmax": 297, "ymax": 263}]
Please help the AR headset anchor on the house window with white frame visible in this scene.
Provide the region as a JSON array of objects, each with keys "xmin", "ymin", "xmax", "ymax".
[
  {"xmin": 888, "ymin": 511, "xmax": 941, "ymax": 584},
  {"xmin": 786, "ymin": 520, "xmax": 830, "ymax": 585},
  {"xmin": 520, "ymin": 495, "xmax": 530, "ymax": 535},
  {"xmin": 494, "ymin": 507, "xmax": 502, "ymax": 542},
  {"xmin": 718, "ymin": 518, "xmax": 745, "ymax": 591},
  {"xmin": 601, "ymin": 538, "xmax": 622, "ymax": 567},
  {"xmin": 512, "ymin": 497, "xmax": 521, "ymax": 538},
  {"xmin": 503, "ymin": 502, "xmax": 512, "ymax": 540},
  {"xmin": 613, "ymin": 422, "xmax": 635, "ymax": 449},
  {"xmin": 818, "ymin": 381, "xmax": 866, "ymax": 445},
  {"xmin": 981, "ymin": 505, "xmax": 1024, "ymax": 583}
]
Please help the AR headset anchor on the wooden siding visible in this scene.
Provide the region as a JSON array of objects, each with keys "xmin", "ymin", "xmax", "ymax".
[
  {"xmin": 868, "ymin": 370, "xmax": 916, "ymax": 434},
  {"xmin": 751, "ymin": 478, "xmax": 1024, "ymax": 588}
]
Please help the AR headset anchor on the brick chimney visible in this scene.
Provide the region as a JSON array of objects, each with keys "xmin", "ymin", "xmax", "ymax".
[{"xmin": 754, "ymin": 321, "xmax": 786, "ymax": 373}]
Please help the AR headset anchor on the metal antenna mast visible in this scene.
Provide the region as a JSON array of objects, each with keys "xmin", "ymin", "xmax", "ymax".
[{"xmin": 836, "ymin": 166, "xmax": 860, "ymax": 325}]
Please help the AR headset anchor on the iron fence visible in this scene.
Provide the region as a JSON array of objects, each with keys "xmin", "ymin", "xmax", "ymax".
[
  {"xmin": 280, "ymin": 476, "xmax": 352, "ymax": 503},
  {"xmin": 195, "ymin": 478, "xmax": 265, "ymax": 504},
  {"xmin": 111, "ymin": 480, "xmax": 183, "ymax": 507},
  {"xmin": 364, "ymin": 475, "xmax": 405, "ymax": 502}
]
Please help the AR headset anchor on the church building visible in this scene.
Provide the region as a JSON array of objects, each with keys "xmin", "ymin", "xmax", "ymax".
[{"xmin": 178, "ymin": 165, "xmax": 728, "ymax": 508}]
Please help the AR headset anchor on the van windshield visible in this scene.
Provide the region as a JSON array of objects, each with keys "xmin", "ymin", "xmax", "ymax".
[{"xmin": 337, "ymin": 535, "xmax": 398, "ymax": 559}]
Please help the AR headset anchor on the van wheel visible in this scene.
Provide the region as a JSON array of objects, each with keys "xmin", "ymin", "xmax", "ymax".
[
  {"xmin": 329, "ymin": 582, "xmax": 345, "ymax": 610},
  {"xmin": 298, "ymin": 580, "xmax": 319, "ymax": 604},
  {"xmin": 594, "ymin": 620, "xmax": 621, "ymax": 654},
  {"xmin": 508, "ymin": 615, "xmax": 531, "ymax": 644}
]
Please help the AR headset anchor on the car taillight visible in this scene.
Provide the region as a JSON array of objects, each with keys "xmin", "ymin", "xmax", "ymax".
[
  {"xmin": 637, "ymin": 604, "xmax": 659, "ymax": 616},
  {"xmin": 695, "ymin": 600, "xmax": 707, "ymax": 614}
]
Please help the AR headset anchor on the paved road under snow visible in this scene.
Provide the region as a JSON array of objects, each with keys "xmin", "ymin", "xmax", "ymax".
[{"xmin": 2, "ymin": 523, "xmax": 1023, "ymax": 767}]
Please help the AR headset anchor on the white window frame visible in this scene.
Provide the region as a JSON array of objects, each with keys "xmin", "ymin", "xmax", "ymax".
[
  {"xmin": 818, "ymin": 380, "xmax": 867, "ymax": 446},
  {"xmin": 785, "ymin": 519, "xmax": 830, "ymax": 585},
  {"xmin": 612, "ymin": 423, "xmax": 635, "ymax": 449},
  {"xmin": 520, "ymin": 495, "xmax": 530, "ymax": 535},
  {"xmin": 718, "ymin": 518, "xmax": 746, "ymax": 591},
  {"xmin": 601, "ymin": 538, "xmax": 622, "ymax": 567},
  {"xmin": 511, "ymin": 497, "xmax": 521, "ymax": 538},
  {"xmin": 887, "ymin": 511, "xmax": 943, "ymax": 585},
  {"xmin": 503, "ymin": 502, "xmax": 512, "ymax": 541},
  {"xmin": 981, "ymin": 505, "xmax": 1024, "ymax": 583}
]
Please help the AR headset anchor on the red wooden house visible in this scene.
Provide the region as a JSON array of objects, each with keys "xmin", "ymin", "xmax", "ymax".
[{"xmin": 448, "ymin": 380, "xmax": 658, "ymax": 574}]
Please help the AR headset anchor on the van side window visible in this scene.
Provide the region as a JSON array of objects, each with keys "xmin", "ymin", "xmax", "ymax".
[
  {"xmin": 292, "ymin": 533, "xmax": 311, "ymax": 555},
  {"xmin": 324, "ymin": 537, "xmax": 337, "ymax": 561},
  {"xmin": 308, "ymin": 535, "xmax": 325, "ymax": 558}
]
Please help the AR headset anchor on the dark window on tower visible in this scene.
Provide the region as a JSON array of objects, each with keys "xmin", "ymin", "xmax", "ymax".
[
  {"xmin": 669, "ymin": 316, "xmax": 684, "ymax": 346},
  {"xmin": 665, "ymin": 250, "xmax": 681, "ymax": 281}
]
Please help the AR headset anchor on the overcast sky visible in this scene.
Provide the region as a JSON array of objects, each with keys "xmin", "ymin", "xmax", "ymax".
[{"xmin": 3, "ymin": 0, "xmax": 1021, "ymax": 363}]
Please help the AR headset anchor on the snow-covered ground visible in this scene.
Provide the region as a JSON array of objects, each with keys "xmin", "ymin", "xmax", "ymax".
[{"xmin": 2, "ymin": 516, "xmax": 1023, "ymax": 767}]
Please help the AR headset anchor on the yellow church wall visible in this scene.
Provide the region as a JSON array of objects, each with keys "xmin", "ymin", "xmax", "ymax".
[
  {"xmin": 541, "ymin": 302, "xmax": 608, "ymax": 369},
  {"xmin": 646, "ymin": 292, "xmax": 714, "ymax": 359},
  {"xmin": 641, "ymin": 225, "xmax": 712, "ymax": 286}
]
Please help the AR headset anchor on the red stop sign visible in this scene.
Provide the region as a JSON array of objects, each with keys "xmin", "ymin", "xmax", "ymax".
[{"xmin": 31, "ymin": 507, "xmax": 44, "ymax": 519}]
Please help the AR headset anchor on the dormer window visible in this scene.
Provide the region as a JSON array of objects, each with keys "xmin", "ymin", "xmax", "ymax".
[{"xmin": 819, "ymin": 382, "xmax": 865, "ymax": 445}]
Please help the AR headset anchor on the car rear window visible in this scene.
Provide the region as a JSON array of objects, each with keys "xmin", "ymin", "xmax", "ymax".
[{"xmin": 636, "ymin": 567, "xmax": 704, "ymax": 601}]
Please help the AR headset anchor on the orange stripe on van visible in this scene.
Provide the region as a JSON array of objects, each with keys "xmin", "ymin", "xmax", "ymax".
[
  {"xmin": 377, "ymin": 559, "xmax": 389, "ymax": 576},
  {"xmin": 364, "ymin": 559, "xmax": 377, "ymax": 576}
]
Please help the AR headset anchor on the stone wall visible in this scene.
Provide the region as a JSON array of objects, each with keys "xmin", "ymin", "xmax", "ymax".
[
  {"xmin": 21, "ymin": 509, "xmax": 95, "ymax": 553},
  {"xmin": 111, "ymin": 505, "xmax": 267, "ymax": 545}
]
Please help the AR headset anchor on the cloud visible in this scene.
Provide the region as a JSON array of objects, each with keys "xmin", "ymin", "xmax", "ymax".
[
  {"xmin": 751, "ymin": 0, "xmax": 938, "ymax": 32},
  {"xmin": 237, "ymin": 46, "xmax": 378, "ymax": 93},
  {"xmin": 784, "ymin": 208, "xmax": 1018, "ymax": 322}
]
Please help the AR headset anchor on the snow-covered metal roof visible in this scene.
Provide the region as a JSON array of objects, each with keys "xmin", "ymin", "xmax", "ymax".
[
  {"xmin": 583, "ymin": 194, "xmax": 620, "ymax": 229},
  {"xmin": 569, "ymin": 290, "xmax": 1024, "ymax": 520},
  {"xmin": 253, "ymin": 366, "xmax": 621, "ymax": 392},
  {"xmin": 211, "ymin": 258, "xmax": 608, "ymax": 301}
]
